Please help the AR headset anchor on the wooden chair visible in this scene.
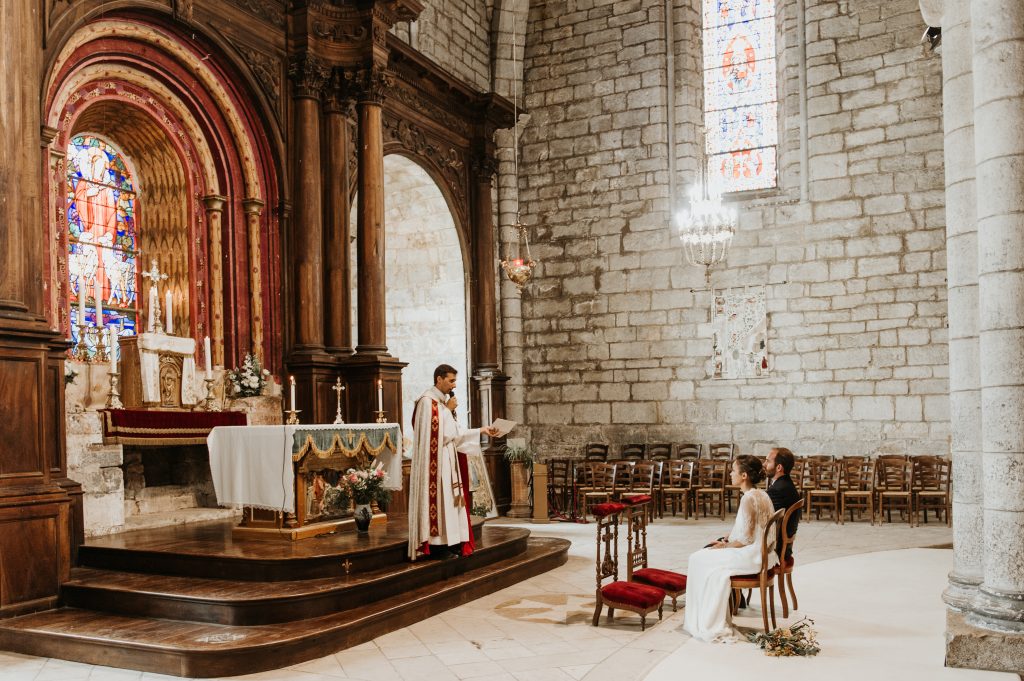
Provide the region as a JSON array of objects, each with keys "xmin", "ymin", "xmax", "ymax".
[
  {"xmin": 621, "ymin": 461, "xmax": 658, "ymax": 524},
  {"xmin": 912, "ymin": 455, "xmax": 951, "ymax": 526},
  {"xmin": 775, "ymin": 499, "xmax": 805, "ymax": 619},
  {"xmin": 620, "ymin": 443, "xmax": 646, "ymax": 461},
  {"xmin": 694, "ymin": 459, "xmax": 728, "ymax": 519},
  {"xmin": 610, "ymin": 460, "xmax": 635, "ymax": 500},
  {"xmin": 577, "ymin": 462, "xmax": 615, "ymax": 521},
  {"xmin": 661, "ymin": 460, "xmax": 695, "ymax": 518},
  {"xmin": 707, "ymin": 443, "xmax": 735, "ymax": 460},
  {"xmin": 592, "ymin": 502, "xmax": 665, "ymax": 630},
  {"xmin": 804, "ymin": 459, "xmax": 841, "ymax": 522},
  {"xmin": 623, "ymin": 496, "xmax": 687, "ymax": 611},
  {"xmin": 790, "ymin": 457, "xmax": 806, "ymax": 491},
  {"xmin": 729, "ymin": 507, "xmax": 785, "ymax": 633},
  {"xmin": 584, "ymin": 443, "xmax": 609, "ymax": 461},
  {"xmin": 674, "ymin": 443, "xmax": 702, "ymax": 460},
  {"xmin": 546, "ymin": 458, "xmax": 573, "ymax": 520},
  {"xmin": 648, "ymin": 443, "xmax": 672, "ymax": 461},
  {"xmin": 839, "ymin": 457, "xmax": 875, "ymax": 524},
  {"xmin": 877, "ymin": 458, "xmax": 915, "ymax": 525}
]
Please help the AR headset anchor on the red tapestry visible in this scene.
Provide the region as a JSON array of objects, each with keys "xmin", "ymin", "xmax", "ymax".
[{"xmin": 101, "ymin": 408, "xmax": 246, "ymax": 446}]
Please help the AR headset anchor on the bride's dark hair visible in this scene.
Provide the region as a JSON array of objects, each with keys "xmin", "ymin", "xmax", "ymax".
[{"xmin": 734, "ymin": 454, "xmax": 765, "ymax": 485}]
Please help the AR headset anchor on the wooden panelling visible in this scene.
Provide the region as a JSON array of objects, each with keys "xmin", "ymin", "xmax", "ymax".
[
  {"xmin": 0, "ymin": 356, "xmax": 41, "ymax": 478},
  {"xmin": 0, "ymin": 504, "xmax": 68, "ymax": 612}
]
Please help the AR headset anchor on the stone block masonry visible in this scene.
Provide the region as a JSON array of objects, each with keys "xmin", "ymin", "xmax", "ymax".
[{"xmin": 516, "ymin": 0, "xmax": 949, "ymax": 459}]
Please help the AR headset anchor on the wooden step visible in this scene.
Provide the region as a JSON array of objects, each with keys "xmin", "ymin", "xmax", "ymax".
[
  {"xmin": 77, "ymin": 517, "xmax": 484, "ymax": 581},
  {"xmin": 63, "ymin": 526, "xmax": 531, "ymax": 625},
  {"xmin": 0, "ymin": 536, "xmax": 570, "ymax": 678}
]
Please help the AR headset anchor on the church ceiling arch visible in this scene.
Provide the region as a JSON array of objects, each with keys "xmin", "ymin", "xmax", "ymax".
[{"xmin": 45, "ymin": 18, "xmax": 267, "ymax": 200}]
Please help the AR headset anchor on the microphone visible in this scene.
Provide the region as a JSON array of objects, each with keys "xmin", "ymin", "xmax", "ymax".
[{"xmin": 448, "ymin": 390, "xmax": 457, "ymax": 419}]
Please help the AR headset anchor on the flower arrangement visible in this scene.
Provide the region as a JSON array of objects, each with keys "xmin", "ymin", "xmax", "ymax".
[
  {"xmin": 227, "ymin": 352, "xmax": 271, "ymax": 397},
  {"xmin": 747, "ymin": 617, "xmax": 821, "ymax": 657},
  {"xmin": 343, "ymin": 462, "xmax": 391, "ymax": 506}
]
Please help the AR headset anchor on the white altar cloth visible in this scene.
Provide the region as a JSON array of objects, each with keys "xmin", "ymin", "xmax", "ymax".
[{"xmin": 207, "ymin": 423, "xmax": 403, "ymax": 512}]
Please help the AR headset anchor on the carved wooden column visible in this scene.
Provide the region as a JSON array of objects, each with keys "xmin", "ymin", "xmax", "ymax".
[
  {"xmin": 323, "ymin": 75, "xmax": 354, "ymax": 357},
  {"xmin": 341, "ymin": 66, "xmax": 407, "ymax": 425},
  {"xmin": 242, "ymin": 198, "xmax": 265, "ymax": 363},
  {"xmin": 202, "ymin": 195, "xmax": 227, "ymax": 366},
  {"xmin": 0, "ymin": 0, "xmax": 72, "ymax": 612}
]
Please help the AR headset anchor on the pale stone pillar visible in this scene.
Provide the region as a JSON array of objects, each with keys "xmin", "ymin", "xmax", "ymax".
[
  {"xmin": 242, "ymin": 198, "xmax": 264, "ymax": 363},
  {"xmin": 941, "ymin": 0, "xmax": 983, "ymax": 612},
  {"xmin": 202, "ymin": 194, "xmax": 227, "ymax": 366},
  {"xmin": 971, "ymin": 0, "xmax": 1024, "ymax": 633}
]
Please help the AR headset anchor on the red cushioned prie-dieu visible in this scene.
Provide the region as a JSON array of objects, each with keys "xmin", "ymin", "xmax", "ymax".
[
  {"xmin": 601, "ymin": 581, "xmax": 666, "ymax": 609},
  {"xmin": 633, "ymin": 568, "xmax": 687, "ymax": 593},
  {"xmin": 591, "ymin": 502, "xmax": 626, "ymax": 518}
]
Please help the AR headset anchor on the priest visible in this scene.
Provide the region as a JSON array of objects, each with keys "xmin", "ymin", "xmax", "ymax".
[{"xmin": 408, "ymin": 364, "xmax": 498, "ymax": 561}]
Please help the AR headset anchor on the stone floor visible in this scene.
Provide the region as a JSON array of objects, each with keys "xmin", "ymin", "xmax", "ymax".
[{"xmin": 0, "ymin": 514, "xmax": 1013, "ymax": 681}]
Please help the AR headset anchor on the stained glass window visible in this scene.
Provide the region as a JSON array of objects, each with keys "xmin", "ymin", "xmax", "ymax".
[
  {"xmin": 66, "ymin": 134, "xmax": 140, "ymax": 358},
  {"xmin": 703, "ymin": 0, "xmax": 778, "ymax": 192}
]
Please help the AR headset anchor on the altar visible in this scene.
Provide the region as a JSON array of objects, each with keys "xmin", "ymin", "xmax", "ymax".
[{"xmin": 207, "ymin": 423, "xmax": 403, "ymax": 539}]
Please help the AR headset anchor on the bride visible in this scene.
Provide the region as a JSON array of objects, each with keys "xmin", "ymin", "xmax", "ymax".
[{"xmin": 683, "ymin": 454, "xmax": 778, "ymax": 642}]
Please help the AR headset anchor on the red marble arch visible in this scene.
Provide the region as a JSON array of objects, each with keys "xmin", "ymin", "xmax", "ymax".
[{"xmin": 42, "ymin": 16, "xmax": 282, "ymax": 372}]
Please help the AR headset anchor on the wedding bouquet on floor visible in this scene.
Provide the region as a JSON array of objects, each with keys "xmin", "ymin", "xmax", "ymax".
[
  {"xmin": 747, "ymin": 617, "xmax": 821, "ymax": 657},
  {"xmin": 226, "ymin": 352, "xmax": 270, "ymax": 397},
  {"xmin": 343, "ymin": 462, "xmax": 391, "ymax": 507}
]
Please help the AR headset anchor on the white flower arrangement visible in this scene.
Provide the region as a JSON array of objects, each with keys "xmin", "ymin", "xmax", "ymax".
[{"xmin": 227, "ymin": 352, "xmax": 271, "ymax": 397}]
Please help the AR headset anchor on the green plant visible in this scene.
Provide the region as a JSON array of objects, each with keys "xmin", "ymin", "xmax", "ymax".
[
  {"xmin": 64, "ymin": 364, "xmax": 78, "ymax": 386},
  {"xmin": 503, "ymin": 445, "xmax": 536, "ymax": 465}
]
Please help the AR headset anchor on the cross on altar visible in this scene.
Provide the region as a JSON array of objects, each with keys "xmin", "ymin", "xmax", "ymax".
[
  {"xmin": 332, "ymin": 378, "xmax": 346, "ymax": 425},
  {"xmin": 141, "ymin": 259, "xmax": 169, "ymax": 333}
]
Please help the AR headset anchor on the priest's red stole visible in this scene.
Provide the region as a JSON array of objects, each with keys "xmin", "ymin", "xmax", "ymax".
[{"xmin": 428, "ymin": 400, "xmax": 440, "ymax": 536}]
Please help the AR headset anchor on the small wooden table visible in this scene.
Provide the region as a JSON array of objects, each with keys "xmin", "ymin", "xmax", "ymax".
[{"xmin": 207, "ymin": 423, "xmax": 403, "ymax": 540}]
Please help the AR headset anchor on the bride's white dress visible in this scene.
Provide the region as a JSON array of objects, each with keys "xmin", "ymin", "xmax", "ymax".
[{"xmin": 683, "ymin": 488, "xmax": 777, "ymax": 642}]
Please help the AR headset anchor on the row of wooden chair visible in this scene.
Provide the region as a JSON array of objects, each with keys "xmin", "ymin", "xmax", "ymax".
[{"xmin": 584, "ymin": 442, "xmax": 736, "ymax": 461}]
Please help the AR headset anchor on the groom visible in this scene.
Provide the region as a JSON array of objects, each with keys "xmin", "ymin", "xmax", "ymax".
[{"xmin": 764, "ymin": 447, "xmax": 801, "ymax": 558}]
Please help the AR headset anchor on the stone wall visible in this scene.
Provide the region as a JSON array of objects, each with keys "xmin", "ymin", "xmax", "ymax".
[
  {"xmin": 393, "ymin": 0, "xmax": 492, "ymax": 91},
  {"xmin": 515, "ymin": 0, "xmax": 949, "ymax": 458}
]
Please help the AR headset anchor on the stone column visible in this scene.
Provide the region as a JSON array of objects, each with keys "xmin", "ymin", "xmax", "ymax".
[
  {"xmin": 242, "ymin": 198, "xmax": 265, "ymax": 363},
  {"xmin": 971, "ymin": 0, "xmax": 1024, "ymax": 633},
  {"xmin": 350, "ymin": 68, "xmax": 391, "ymax": 356},
  {"xmin": 288, "ymin": 55, "xmax": 330, "ymax": 352},
  {"xmin": 323, "ymin": 78, "xmax": 354, "ymax": 356},
  {"xmin": 202, "ymin": 194, "xmax": 227, "ymax": 366},
  {"xmin": 941, "ymin": 0, "xmax": 983, "ymax": 612}
]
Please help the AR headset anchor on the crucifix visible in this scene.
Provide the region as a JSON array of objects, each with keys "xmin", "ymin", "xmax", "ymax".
[
  {"xmin": 141, "ymin": 259, "xmax": 169, "ymax": 334},
  {"xmin": 332, "ymin": 377, "xmax": 346, "ymax": 425}
]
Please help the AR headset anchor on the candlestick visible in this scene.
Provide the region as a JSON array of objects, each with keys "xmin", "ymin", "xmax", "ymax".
[
  {"xmin": 373, "ymin": 409, "xmax": 387, "ymax": 424},
  {"xmin": 165, "ymin": 290, "xmax": 173, "ymax": 334},
  {"xmin": 108, "ymin": 327, "xmax": 117, "ymax": 373},
  {"xmin": 286, "ymin": 408, "xmax": 301, "ymax": 425},
  {"xmin": 72, "ymin": 319, "xmax": 89, "ymax": 361},
  {"xmin": 203, "ymin": 336, "xmax": 212, "ymax": 379},
  {"xmin": 377, "ymin": 379, "xmax": 383, "ymax": 412},
  {"xmin": 106, "ymin": 369, "xmax": 123, "ymax": 409},
  {"xmin": 201, "ymin": 377, "xmax": 217, "ymax": 412},
  {"xmin": 94, "ymin": 275, "xmax": 103, "ymax": 327},
  {"xmin": 290, "ymin": 376, "xmax": 297, "ymax": 412},
  {"xmin": 332, "ymin": 377, "xmax": 346, "ymax": 425},
  {"xmin": 148, "ymin": 287, "xmax": 156, "ymax": 332}
]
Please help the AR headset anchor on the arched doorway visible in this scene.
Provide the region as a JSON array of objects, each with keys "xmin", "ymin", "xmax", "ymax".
[{"xmin": 351, "ymin": 155, "xmax": 469, "ymax": 423}]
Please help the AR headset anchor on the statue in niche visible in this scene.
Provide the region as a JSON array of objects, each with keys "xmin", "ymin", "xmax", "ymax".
[{"xmin": 158, "ymin": 356, "xmax": 183, "ymax": 409}]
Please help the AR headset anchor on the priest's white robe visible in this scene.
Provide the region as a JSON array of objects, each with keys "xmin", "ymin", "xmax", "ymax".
[{"xmin": 407, "ymin": 386, "xmax": 482, "ymax": 560}]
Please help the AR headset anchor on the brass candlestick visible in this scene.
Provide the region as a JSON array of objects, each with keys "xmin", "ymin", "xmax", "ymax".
[
  {"xmin": 203, "ymin": 377, "xmax": 217, "ymax": 411},
  {"xmin": 72, "ymin": 321, "xmax": 90, "ymax": 361},
  {"xmin": 106, "ymin": 369, "xmax": 124, "ymax": 409},
  {"xmin": 373, "ymin": 409, "xmax": 387, "ymax": 424},
  {"xmin": 286, "ymin": 409, "xmax": 301, "ymax": 425}
]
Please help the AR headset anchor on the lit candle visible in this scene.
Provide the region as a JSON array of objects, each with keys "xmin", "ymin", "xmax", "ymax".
[
  {"xmin": 148, "ymin": 287, "xmax": 156, "ymax": 332},
  {"xmin": 94, "ymin": 275, "xmax": 103, "ymax": 326},
  {"xmin": 290, "ymin": 376, "xmax": 296, "ymax": 412},
  {"xmin": 377, "ymin": 379, "xmax": 383, "ymax": 412},
  {"xmin": 165, "ymin": 291, "xmax": 173, "ymax": 334},
  {"xmin": 108, "ymin": 327, "xmax": 117, "ymax": 373},
  {"xmin": 77, "ymin": 282, "xmax": 86, "ymax": 325},
  {"xmin": 203, "ymin": 336, "xmax": 212, "ymax": 379}
]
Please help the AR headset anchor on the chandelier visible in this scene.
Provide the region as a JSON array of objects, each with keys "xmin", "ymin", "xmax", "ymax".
[
  {"xmin": 676, "ymin": 146, "xmax": 737, "ymax": 286},
  {"xmin": 500, "ymin": 0, "xmax": 536, "ymax": 293}
]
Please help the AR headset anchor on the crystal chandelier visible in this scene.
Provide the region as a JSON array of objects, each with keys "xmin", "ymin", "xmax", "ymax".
[
  {"xmin": 676, "ymin": 142, "xmax": 737, "ymax": 286},
  {"xmin": 500, "ymin": 0, "xmax": 536, "ymax": 294}
]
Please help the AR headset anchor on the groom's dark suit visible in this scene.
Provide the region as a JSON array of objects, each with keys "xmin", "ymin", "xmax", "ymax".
[{"xmin": 767, "ymin": 474, "xmax": 801, "ymax": 558}]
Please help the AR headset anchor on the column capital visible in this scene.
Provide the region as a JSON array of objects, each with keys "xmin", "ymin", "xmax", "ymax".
[
  {"xmin": 288, "ymin": 54, "xmax": 331, "ymax": 100},
  {"xmin": 471, "ymin": 154, "xmax": 499, "ymax": 182},
  {"xmin": 324, "ymin": 69, "xmax": 357, "ymax": 116},
  {"xmin": 242, "ymin": 198, "xmax": 265, "ymax": 215},
  {"xmin": 345, "ymin": 67, "xmax": 394, "ymax": 105},
  {"xmin": 202, "ymin": 194, "xmax": 228, "ymax": 211}
]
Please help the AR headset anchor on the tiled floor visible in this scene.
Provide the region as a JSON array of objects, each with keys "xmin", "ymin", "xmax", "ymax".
[{"xmin": 0, "ymin": 515, "xmax": 1010, "ymax": 681}]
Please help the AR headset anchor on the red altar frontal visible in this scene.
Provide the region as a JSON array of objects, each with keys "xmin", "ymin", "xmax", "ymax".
[{"xmin": 100, "ymin": 408, "xmax": 247, "ymax": 446}]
